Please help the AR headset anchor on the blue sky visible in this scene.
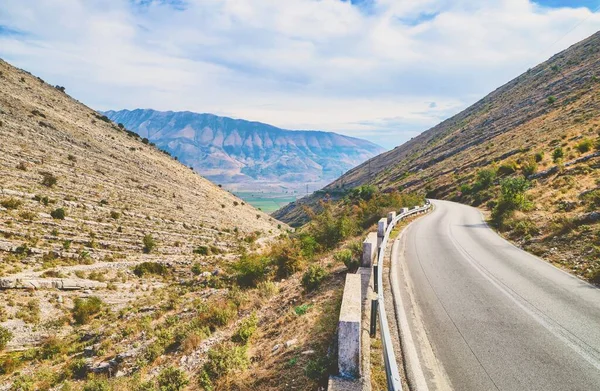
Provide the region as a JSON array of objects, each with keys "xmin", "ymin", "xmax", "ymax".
[{"xmin": 0, "ymin": 1, "xmax": 599, "ymax": 149}]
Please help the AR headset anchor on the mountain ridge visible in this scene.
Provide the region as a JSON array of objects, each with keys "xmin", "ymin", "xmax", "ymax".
[{"xmin": 103, "ymin": 108, "xmax": 386, "ymax": 191}]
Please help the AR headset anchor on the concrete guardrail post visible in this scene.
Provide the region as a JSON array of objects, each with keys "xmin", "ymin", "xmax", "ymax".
[
  {"xmin": 400, "ymin": 207, "xmax": 409, "ymax": 214},
  {"xmin": 338, "ymin": 274, "xmax": 362, "ymax": 378},
  {"xmin": 377, "ymin": 218, "xmax": 387, "ymax": 247},
  {"xmin": 387, "ymin": 211, "xmax": 396, "ymax": 224},
  {"xmin": 362, "ymin": 232, "xmax": 378, "ymax": 267}
]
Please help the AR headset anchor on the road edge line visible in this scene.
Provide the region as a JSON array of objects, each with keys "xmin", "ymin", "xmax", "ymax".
[{"xmin": 389, "ymin": 227, "xmax": 430, "ymax": 391}]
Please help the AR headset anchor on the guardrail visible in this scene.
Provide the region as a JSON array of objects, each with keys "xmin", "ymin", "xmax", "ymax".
[{"xmin": 374, "ymin": 201, "xmax": 431, "ymax": 391}]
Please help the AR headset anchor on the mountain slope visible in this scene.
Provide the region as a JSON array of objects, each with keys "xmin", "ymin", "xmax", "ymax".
[
  {"xmin": 0, "ymin": 58, "xmax": 284, "ymax": 349},
  {"xmin": 275, "ymin": 31, "xmax": 600, "ymax": 280},
  {"xmin": 103, "ymin": 109, "xmax": 385, "ymax": 191}
]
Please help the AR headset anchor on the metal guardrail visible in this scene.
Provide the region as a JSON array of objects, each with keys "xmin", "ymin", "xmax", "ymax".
[{"xmin": 375, "ymin": 201, "xmax": 431, "ymax": 391}]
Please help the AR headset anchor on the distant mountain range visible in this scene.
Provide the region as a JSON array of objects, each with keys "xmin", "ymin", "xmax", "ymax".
[{"xmin": 103, "ymin": 109, "xmax": 385, "ymax": 191}]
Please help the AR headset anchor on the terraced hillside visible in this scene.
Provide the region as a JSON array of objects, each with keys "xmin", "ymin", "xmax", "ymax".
[
  {"xmin": 275, "ymin": 31, "xmax": 600, "ymax": 282},
  {"xmin": 0, "ymin": 58, "xmax": 288, "ymax": 375}
]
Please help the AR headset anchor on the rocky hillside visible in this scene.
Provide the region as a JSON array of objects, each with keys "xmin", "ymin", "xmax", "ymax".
[
  {"xmin": 275, "ymin": 31, "xmax": 600, "ymax": 281},
  {"xmin": 103, "ymin": 109, "xmax": 385, "ymax": 191},
  {"xmin": 0, "ymin": 58, "xmax": 284, "ymax": 350}
]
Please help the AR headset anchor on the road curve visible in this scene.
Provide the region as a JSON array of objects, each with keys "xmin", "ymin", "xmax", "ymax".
[{"xmin": 394, "ymin": 199, "xmax": 600, "ymax": 391}]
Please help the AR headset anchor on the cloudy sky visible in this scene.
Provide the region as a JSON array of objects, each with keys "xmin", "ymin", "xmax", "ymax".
[{"xmin": 0, "ymin": 0, "xmax": 599, "ymax": 148}]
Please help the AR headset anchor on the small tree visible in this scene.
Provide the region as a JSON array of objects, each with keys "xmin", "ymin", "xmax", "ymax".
[{"xmin": 143, "ymin": 234, "xmax": 155, "ymax": 253}]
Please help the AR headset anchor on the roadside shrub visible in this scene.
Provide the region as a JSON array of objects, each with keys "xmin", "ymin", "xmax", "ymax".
[
  {"xmin": 198, "ymin": 342, "xmax": 249, "ymax": 390},
  {"xmin": 507, "ymin": 218, "xmax": 540, "ymax": 239},
  {"xmin": 547, "ymin": 96, "xmax": 556, "ymax": 104},
  {"xmin": 72, "ymin": 297, "xmax": 103, "ymax": 325},
  {"xmin": 271, "ymin": 239, "xmax": 305, "ymax": 278},
  {"xmin": 575, "ymin": 138, "xmax": 593, "ymax": 153},
  {"xmin": 334, "ymin": 249, "xmax": 359, "ymax": 272},
  {"xmin": 0, "ymin": 326, "xmax": 12, "ymax": 351},
  {"xmin": 156, "ymin": 366, "xmax": 189, "ymax": 391},
  {"xmin": 231, "ymin": 312, "xmax": 258, "ymax": 345},
  {"xmin": 298, "ymin": 233, "xmax": 318, "ymax": 258},
  {"xmin": 349, "ymin": 185, "xmax": 378, "ymax": 201},
  {"xmin": 0, "ymin": 198, "xmax": 22, "ymax": 209},
  {"xmin": 50, "ymin": 208, "xmax": 65, "ymax": 220},
  {"xmin": 231, "ymin": 253, "xmax": 270, "ymax": 287},
  {"xmin": 301, "ymin": 264, "xmax": 328, "ymax": 292},
  {"xmin": 39, "ymin": 336, "xmax": 65, "ymax": 360},
  {"xmin": 110, "ymin": 211, "xmax": 120, "ymax": 219},
  {"xmin": 133, "ymin": 262, "xmax": 168, "ymax": 277},
  {"xmin": 305, "ymin": 356, "xmax": 330, "ymax": 380},
  {"xmin": 474, "ymin": 168, "xmax": 496, "ymax": 189},
  {"xmin": 257, "ymin": 281, "xmax": 278, "ymax": 298},
  {"xmin": 40, "ymin": 171, "xmax": 58, "ymax": 187},
  {"xmin": 552, "ymin": 147, "xmax": 564, "ymax": 162},
  {"xmin": 308, "ymin": 204, "xmax": 356, "ymax": 249},
  {"xmin": 491, "ymin": 176, "xmax": 531, "ymax": 227},
  {"xmin": 142, "ymin": 234, "xmax": 155, "ymax": 253}
]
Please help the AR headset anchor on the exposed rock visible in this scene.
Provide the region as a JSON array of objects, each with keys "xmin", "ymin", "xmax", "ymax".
[{"xmin": 103, "ymin": 109, "xmax": 385, "ymax": 191}]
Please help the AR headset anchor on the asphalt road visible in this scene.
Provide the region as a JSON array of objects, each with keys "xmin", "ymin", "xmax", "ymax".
[{"xmin": 394, "ymin": 199, "xmax": 600, "ymax": 391}]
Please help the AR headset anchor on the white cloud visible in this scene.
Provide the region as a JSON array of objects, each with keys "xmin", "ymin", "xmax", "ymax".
[{"xmin": 0, "ymin": 0, "xmax": 598, "ymax": 148}]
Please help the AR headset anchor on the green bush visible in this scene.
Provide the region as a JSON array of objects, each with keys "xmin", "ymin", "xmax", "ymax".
[
  {"xmin": 50, "ymin": 208, "xmax": 65, "ymax": 220},
  {"xmin": 72, "ymin": 297, "xmax": 103, "ymax": 325},
  {"xmin": 294, "ymin": 303, "xmax": 312, "ymax": 316},
  {"xmin": 82, "ymin": 377, "xmax": 110, "ymax": 391},
  {"xmin": 142, "ymin": 234, "xmax": 156, "ymax": 253},
  {"xmin": 334, "ymin": 249, "xmax": 359, "ymax": 272},
  {"xmin": 552, "ymin": 147, "xmax": 564, "ymax": 162},
  {"xmin": 199, "ymin": 342, "xmax": 249, "ymax": 390},
  {"xmin": 491, "ymin": 176, "xmax": 531, "ymax": 227},
  {"xmin": 547, "ymin": 96, "xmax": 556, "ymax": 104},
  {"xmin": 497, "ymin": 161, "xmax": 518, "ymax": 176},
  {"xmin": 521, "ymin": 158, "xmax": 538, "ymax": 176},
  {"xmin": 475, "ymin": 168, "xmax": 496, "ymax": 189},
  {"xmin": 39, "ymin": 336, "xmax": 64, "ymax": 360},
  {"xmin": 575, "ymin": 138, "xmax": 593, "ymax": 153},
  {"xmin": 272, "ymin": 239, "xmax": 305, "ymax": 278},
  {"xmin": 193, "ymin": 245, "xmax": 210, "ymax": 255},
  {"xmin": 257, "ymin": 281, "xmax": 279, "ymax": 298},
  {"xmin": 40, "ymin": 171, "xmax": 58, "ymax": 187},
  {"xmin": 582, "ymin": 190, "xmax": 600, "ymax": 209},
  {"xmin": 534, "ymin": 151, "xmax": 544, "ymax": 162},
  {"xmin": 0, "ymin": 326, "xmax": 12, "ymax": 351},
  {"xmin": 0, "ymin": 198, "xmax": 22, "ymax": 209},
  {"xmin": 231, "ymin": 253, "xmax": 270, "ymax": 287},
  {"xmin": 133, "ymin": 262, "xmax": 168, "ymax": 277},
  {"xmin": 191, "ymin": 263, "xmax": 203, "ymax": 275},
  {"xmin": 305, "ymin": 356, "xmax": 330, "ymax": 380},
  {"xmin": 301, "ymin": 264, "xmax": 328, "ymax": 292},
  {"xmin": 156, "ymin": 366, "xmax": 189, "ymax": 391},
  {"xmin": 231, "ymin": 313, "xmax": 257, "ymax": 345}
]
